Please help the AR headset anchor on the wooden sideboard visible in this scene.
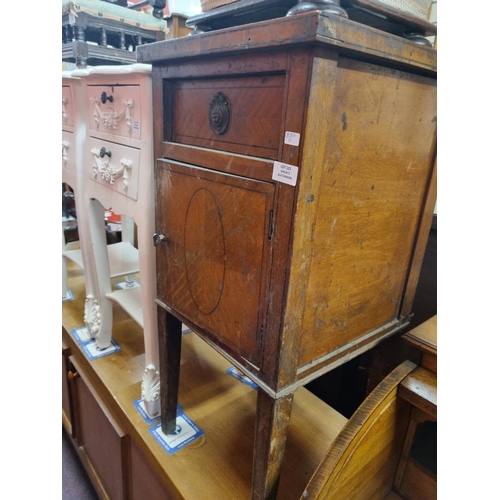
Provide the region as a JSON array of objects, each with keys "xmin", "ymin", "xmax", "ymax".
[
  {"xmin": 62, "ymin": 261, "xmax": 348, "ymax": 499},
  {"xmin": 138, "ymin": 9, "xmax": 437, "ymax": 499}
]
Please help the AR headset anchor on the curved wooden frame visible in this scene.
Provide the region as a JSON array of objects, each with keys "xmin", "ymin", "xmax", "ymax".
[{"xmin": 302, "ymin": 360, "xmax": 417, "ymax": 500}]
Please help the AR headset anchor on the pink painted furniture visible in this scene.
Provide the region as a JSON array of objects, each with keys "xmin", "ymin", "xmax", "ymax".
[
  {"xmin": 62, "ymin": 72, "xmax": 93, "ymax": 303},
  {"xmin": 75, "ymin": 64, "xmax": 161, "ymax": 418}
]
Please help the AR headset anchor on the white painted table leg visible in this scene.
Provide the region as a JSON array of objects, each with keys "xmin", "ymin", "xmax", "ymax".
[
  {"xmin": 89, "ymin": 197, "xmax": 114, "ymax": 349},
  {"xmin": 121, "ymin": 215, "xmax": 137, "ymax": 284},
  {"xmin": 138, "ymin": 213, "xmax": 160, "ymax": 418}
]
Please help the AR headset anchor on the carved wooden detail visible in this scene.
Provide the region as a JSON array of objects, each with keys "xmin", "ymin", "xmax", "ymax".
[
  {"xmin": 84, "ymin": 295, "xmax": 101, "ymax": 339},
  {"xmin": 91, "ymin": 96, "xmax": 135, "ymax": 131},
  {"xmin": 91, "ymin": 148, "xmax": 133, "ymax": 192},
  {"xmin": 62, "ymin": 140, "xmax": 70, "ymax": 167},
  {"xmin": 208, "ymin": 92, "xmax": 231, "ymax": 135}
]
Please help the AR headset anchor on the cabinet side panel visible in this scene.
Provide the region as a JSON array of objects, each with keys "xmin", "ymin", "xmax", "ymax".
[{"xmin": 291, "ymin": 56, "xmax": 437, "ymax": 368}]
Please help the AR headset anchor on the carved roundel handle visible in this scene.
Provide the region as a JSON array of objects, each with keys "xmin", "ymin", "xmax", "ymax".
[
  {"xmin": 101, "ymin": 91, "xmax": 114, "ymax": 104},
  {"xmin": 209, "ymin": 92, "xmax": 231, "ymax": 135}
]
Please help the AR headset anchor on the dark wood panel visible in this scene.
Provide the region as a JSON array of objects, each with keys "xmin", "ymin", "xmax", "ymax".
[
  {"xmin": 130, "ymin": 440, "xmax": 173, "ymax": 500},
  {"xmin": 170, "ymin": 74, "xmax": 286, "ymax": 159},
  {"xmin": 398, "ymin": 459, "xmax": 437, "ymax": 500},
  {"xmin": 155, "ymin": 159, "xmax": 275, "ymax": 366},
  {"xmin": 62, "ymin": 344, "xmax": 73, "ymax": 435},
  {"xmin": 73, "ymin": 357, "xmax": 129, "ymax": 500},
  {"xmin": 161, "ymin": 142, "xmax": 276, "ymax": 182}
]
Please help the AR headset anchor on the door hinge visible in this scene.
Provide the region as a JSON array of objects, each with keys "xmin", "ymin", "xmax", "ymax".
[
  {"xmin": 268, "ymin": 210, "xmax": 274, "ymax": 240},
  {"xmin": 259, "ymin": 325, "xmax": 264, "ymax": 346}
]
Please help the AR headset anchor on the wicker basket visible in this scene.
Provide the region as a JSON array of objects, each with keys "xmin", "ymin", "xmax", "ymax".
[{"xmin": 200, "ymin": 0, "xmax": 238, "ymax": 12}]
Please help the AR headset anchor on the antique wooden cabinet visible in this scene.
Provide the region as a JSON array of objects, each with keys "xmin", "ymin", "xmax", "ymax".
[{"xmin": 138, "ymin": 9, "xmax": 437, "ymax": 499}]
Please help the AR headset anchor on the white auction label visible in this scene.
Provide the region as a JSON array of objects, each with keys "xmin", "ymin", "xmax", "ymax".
[
  {"xmin": 284, "ymin": 131, "xmax": 300, "ymax": 146},
  {"xmin": 68, "ymin": 13, "xmax": 76, "ymax": 25},
  {"xmin": 272, "ymin": 161, "xmax": 298, "ymax": 186},
  {"xmin": 133, "ymin": 120, "xmax": 140, "ymax": 131}
]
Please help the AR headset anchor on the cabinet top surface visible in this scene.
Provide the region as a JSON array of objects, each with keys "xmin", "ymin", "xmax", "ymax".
[
  {"xmin": 403, "ymin": 315, "xmax": 437, "ymax": 355},
  {"xmin": 71, "ymin": 63, "xmax": 152, "ymax": 78},
  {"xmin": 137, "ymin": 10, "xmax": 436, "ymax": 73},
  {"xmin": 62, "ymin": 71, "xmax": 79, "ymax": 81}
]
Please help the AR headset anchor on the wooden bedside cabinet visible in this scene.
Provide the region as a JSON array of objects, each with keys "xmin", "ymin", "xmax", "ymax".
[{"xmin": 138, "ymin": 10, "xmax": 437, "ymax": 499}]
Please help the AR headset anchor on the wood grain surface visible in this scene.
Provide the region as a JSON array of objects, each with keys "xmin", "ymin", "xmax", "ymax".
[{"xmin": 301, "ymin": 360, "xmax": 416, "ymax": 500}]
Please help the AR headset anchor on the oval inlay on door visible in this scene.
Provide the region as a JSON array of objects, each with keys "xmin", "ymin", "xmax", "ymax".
[{"xmin": 184, "ymin": 188, "xmax": 226, "ymax": 315}]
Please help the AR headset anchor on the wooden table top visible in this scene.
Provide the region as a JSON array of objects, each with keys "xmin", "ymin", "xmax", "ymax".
[
  {"xmin": 62, "ymin": 262, "xmax": 348, "ymax": 499},
  {"xmin": 403, "ymin": 315, "xmax": 437, "ymax": 357}
]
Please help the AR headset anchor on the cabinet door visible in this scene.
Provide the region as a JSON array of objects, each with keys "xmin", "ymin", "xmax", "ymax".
[
  {"xmin": 62, "ymin": 343, "xmax": 73, "ymax": 436},
  {"xmin": 156, "ymin": 159, "xmax": 275, "ymax": 367},
  {"xmin": 70, "ymin": 356, "xmax": 130, "ymax": 500}
]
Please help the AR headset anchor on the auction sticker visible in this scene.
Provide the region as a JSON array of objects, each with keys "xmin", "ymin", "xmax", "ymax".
[{"xmin": 272, "ymin": 161, "xmax": 298, "ymax": 186}]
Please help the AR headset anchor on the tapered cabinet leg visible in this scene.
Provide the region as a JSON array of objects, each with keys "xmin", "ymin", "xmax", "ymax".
[
  {"xmin": 158, "ymin": 309, "xmax": 182, "ymax": 434},
  {"xmin": 252, "ymin": 390, "xmax": 295, "ymax": 500}
]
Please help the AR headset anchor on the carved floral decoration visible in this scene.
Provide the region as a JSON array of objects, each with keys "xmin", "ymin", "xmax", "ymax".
[
  {"xmin": 90, "ymin": 96, "xmax": 134, "ymax": 132},
  {"xmin": 62, "ymin": 96, "xmax": 68, "ymax": 122},
  {"xmin": 209, "ymin": 92, "xmax": 231, "ymax": 135},
  {"xmin": 91, "ymin": 148, "xmax": 133, "ymax": 192},
  {"xmin": 142, "ymin": 364, "xmax": 161, "ymax": 402},
  {"xmin": 84, "ymin": 295, "xmax": 100, "ymax": 338}
]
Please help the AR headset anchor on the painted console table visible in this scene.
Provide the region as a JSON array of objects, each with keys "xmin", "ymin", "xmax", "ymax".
[{"xmin": 72, "ymin": 64, "xmax": 161, "ymax": 418}]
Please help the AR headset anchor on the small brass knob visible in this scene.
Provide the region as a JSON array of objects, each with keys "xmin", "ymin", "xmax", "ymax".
[{"xmin": 68, "ymin": 371, "xmax": 79, "ymax": 381}]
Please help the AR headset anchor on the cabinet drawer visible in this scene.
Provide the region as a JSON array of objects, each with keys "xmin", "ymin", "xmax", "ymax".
[
  {"xmin": 87, "ymin": 84, "xmax": 142, "ymax": 141},
  {"xmin": 62, "ymin": 85, "xmax": 74, "ymax": 129},
  {"xmin": 156, "ymin": 159, "xmax": 275, "ymax": 367},
  {"xmin": 167, "ymin": 74, "xmax": 286, "ymax": 159},
  {"xmin": 88, "ymin": 138, "xmax": 140, "ymax": 201}
]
